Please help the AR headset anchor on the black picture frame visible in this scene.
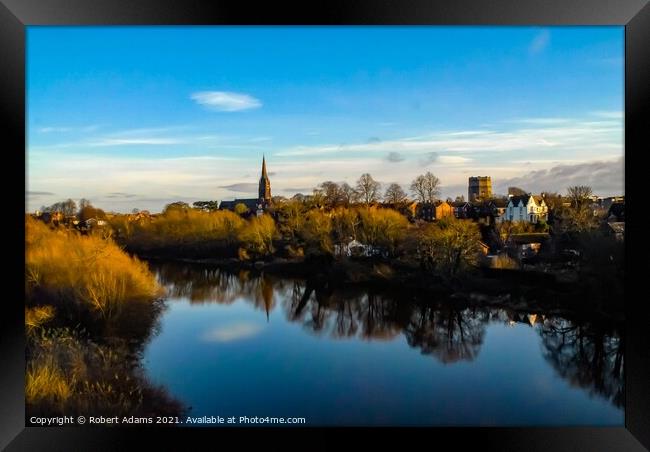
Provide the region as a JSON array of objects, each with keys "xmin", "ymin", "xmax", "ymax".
[{"xmin": 2, "ymin": 0, "xmax": 648, "ymax": 450}]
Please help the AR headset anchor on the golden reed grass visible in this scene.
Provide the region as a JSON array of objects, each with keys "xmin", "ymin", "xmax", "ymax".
[{"xmin": 26, "ymin": 217, "xmax": 160, "ymax": 320}]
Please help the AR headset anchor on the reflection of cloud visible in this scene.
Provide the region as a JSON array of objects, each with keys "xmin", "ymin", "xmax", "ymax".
[
  {"xmin": 201, "ymin": 323, "xmax": 263, "ymax": 342},
  {"xmin": 386, "ymin": 152, "xmax": 405, "ymax": 163},
  {"xmin": 219, "ymin": 183, "xmax": 259, "ymax": 192}
]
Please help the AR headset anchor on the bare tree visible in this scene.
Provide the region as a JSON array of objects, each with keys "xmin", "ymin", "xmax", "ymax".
[
  {"xmin": 355, "ymin": 173, "xmax": 381, "ymax": 206},
  {"xmin": 318, "ymin": 181, "xmax": 343, "ymax": 207},
  {"xmin": 384, "ymin": 183, "xmax": 408, "ymax": 204},
  {"xmin": 410, "ymin": 172, "xmax": 440, "ymax": 204},
  {"xmin": 567, "ymin": 185, "xmax": 593, "ymax": 208},
  {"xmin": 63, "ymin": 199, "xmax": 77, "ymax": 216},
  {"xmin": 79, "ymin": 198, "xmax": 92, "ymax": 211},
  {"xmin": 339, "ymin": 182, "xmax": 358, "ymax": 206}
]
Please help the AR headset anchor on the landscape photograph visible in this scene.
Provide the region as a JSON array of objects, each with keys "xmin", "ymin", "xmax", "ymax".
[{"xmin": 26, "ymin": 26, "xmax": 624, "ymax": 426}]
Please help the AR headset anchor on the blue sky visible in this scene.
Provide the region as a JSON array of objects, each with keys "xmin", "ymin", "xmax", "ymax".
[{"xmin": 27, "ymin": 26, "xmax": 624, "ymax": 212}]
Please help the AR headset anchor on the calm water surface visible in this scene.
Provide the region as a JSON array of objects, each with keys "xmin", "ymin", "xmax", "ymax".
[{"xmin": 142, "ymin": 261, "xmax": 623, "ymax": 426}]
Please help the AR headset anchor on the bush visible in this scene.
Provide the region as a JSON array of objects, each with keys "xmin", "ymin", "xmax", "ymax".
[
  {"xmin": 26, "ymin": 217, "xmax": 161, "ymax": 338},
  {"xmin": 490, "ymin": 254, "xmax": 519, "ymax": 269},
  {"xmin": 358, "ymin": 207, "xmax": 409, "ymax": 256},
  {"xmin": 25, "ymin": 305, "xmax": 56, "ymax": 335},
  {"xmin": 416, "ymin": 217, "xmax": 482, "ymax": 277},
  {"xmin": 25, "ymin": 218, "xmax": 183, "ymax": 418},
  {"xmin": 297, "ymin": 210, "xmax": 333, "ymax": 255},
  {"xmin": 109, "ymin": 209, "xmax": 245, "ymax": 250},
  {"xmin": 26, "ymin": 328, "xmax": 184, "ymax": 417},
  {"xmin": 237, "ymin": 214, "xmax": 278, "ymax": 257}
]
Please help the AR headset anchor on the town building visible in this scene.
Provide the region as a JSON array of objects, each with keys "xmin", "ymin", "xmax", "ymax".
[
  {"xmin": 220, "ymin": 156, "xmax": 272, "ymax": 215},
  {"xmin": 503, "ymin": 194, "xmax": 548, "ymax": 223},
  {"xmin": 473, "ymin": 198, "xmax": 508, "ymax": 225},
  {"xmin": 416, "ymin": 200, "xmax": 454, "ymax": 221},
  {"xmin": 451, "ymin": 201, "xmax": 473, "ymax": 219},
  {"xmin": 434, "ymin": 200, "xmax": 454, "ymax": 219},
  {"xmin": 468, "ymin": 176, "xmax": 492, "ymax": 202}
]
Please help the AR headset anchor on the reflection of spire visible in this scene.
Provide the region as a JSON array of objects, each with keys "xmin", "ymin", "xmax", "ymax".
[{"xmin": 261, "ymin": 276, "xmax": 274, "ymax": 323}]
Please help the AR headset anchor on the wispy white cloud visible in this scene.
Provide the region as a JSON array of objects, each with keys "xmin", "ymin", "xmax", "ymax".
[
  {"xmin": 38, "ymin": 127, "xmax": 71, "ymax": 133},
  {"xmin": 513, "ymin": 118, "xmax": 572, "ymax": 125},
  {"xmin": 38, "ymin": 125, "xmax": 100, "ymax": 134},
  {"xmin": 219, "ymin": 183, "xmax": 259, "ymax": 193},
  {"xmin": 249, "ymin": 136, "xmax": 272, "ymax": 143},
  {"xmin": 438, "ymin": 156, "xmax": 472, "ymax": 164},
  {"xmin": 88, "ymin": 138, "xmax": 183, "ymax": 146},
  {"xmin": 191, "ymin": 91, "xmax": 262, "ymax": 112},
  {"xmin": 30, "ymin": 126, "xmax": 254, "ymax": 150},
  {"xmin": 529, "ymin": 29, "xmax": 550, "ymax": 55},
  {"xmin": 494, "ymin": 157, "xmax": 624, "ymax": 196},
  {"xmin": 27, "ymin": 112, "xmax": 623, "ymax": 212},
  {"xmin": 274, "ymin": 117, "xmax": 621, "ymax": 158},
  {"xmin": 592, "ymin": 57, "xmax": 623, "ymax": 66},
  {"xmin": 591, "ymin": 110, "xmax": 624, "ymax": 120},
  {"xmin": 386, "ymin": 152, "xmax": 405, "ymax": 163},
  {"xmin": 419, "ymin": 152, "xmax": 439, "ymax": 166},
  {"xmin": 105, "ymin": 192, "xmax": 137, "ymax": 198}
]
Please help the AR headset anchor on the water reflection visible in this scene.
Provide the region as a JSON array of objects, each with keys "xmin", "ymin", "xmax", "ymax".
[
  {"xmin": 539, "ymin": 318, "xmax": 624, "ymax": 408},
  {"xmin": 150, "ymin": 261, "xmax": 623, "ymax": 410},
  {"xmin": 405, "ymin": 305, "xmax": 488, "ymax": 363}
]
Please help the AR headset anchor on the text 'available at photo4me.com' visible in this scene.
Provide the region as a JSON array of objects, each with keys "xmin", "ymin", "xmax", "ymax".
[{"xmin": 28, "ymin": 415, "xmax": 308, "ymax": 426}]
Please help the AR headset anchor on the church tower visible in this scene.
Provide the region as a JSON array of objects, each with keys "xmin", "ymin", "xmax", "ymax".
[{"xmin": 258, "ymin": 156, "xmax": 271, "ymax": 202}]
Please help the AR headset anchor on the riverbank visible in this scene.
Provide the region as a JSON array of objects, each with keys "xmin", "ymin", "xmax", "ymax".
[
  {"xmin": 138, "ymin": 252, "xmax": 623, "ymax": 320},
  {"xmin": 25, "ymin": 218, "xmax": 185, "ymax": 418}
]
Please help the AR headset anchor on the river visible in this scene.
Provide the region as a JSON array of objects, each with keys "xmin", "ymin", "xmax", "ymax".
[{"xmin": 142, "ymin": 261, "xmax": 623, "ymax": 426}]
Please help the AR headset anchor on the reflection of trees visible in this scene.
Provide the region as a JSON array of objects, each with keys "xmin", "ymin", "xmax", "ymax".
[
  {"xmin": 152, "ymin": 262, "xmax": 276, "ymax": 316},
  {"xmin": 285, "ymin": 282, "xmax": 403, "ymax": 341},
  {"xmin": 149, "ymin": 261, "xmax": 624, "ymax": 409},
  {"xmin": 538, "ymin": 318, "xmax": 624, "ymax": 408},
  {"xmin": 404, "ymin": 305, "xmax": 488, "ymax": 363}
]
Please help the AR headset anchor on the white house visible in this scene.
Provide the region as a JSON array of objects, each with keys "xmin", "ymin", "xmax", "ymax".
[{"xmin": 503, "ymin": 195, "xmax": 548, "ymax": 223}]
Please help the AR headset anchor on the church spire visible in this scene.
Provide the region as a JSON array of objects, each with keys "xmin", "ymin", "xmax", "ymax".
[{"xmin": 258, "ymin": 155, "xmax": 271, "ymax": 201}]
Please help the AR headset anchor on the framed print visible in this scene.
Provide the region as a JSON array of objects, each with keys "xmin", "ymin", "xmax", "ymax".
[{"xmin": 1, "ymin": 0, "xmax": 648, "ymax": 450}]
